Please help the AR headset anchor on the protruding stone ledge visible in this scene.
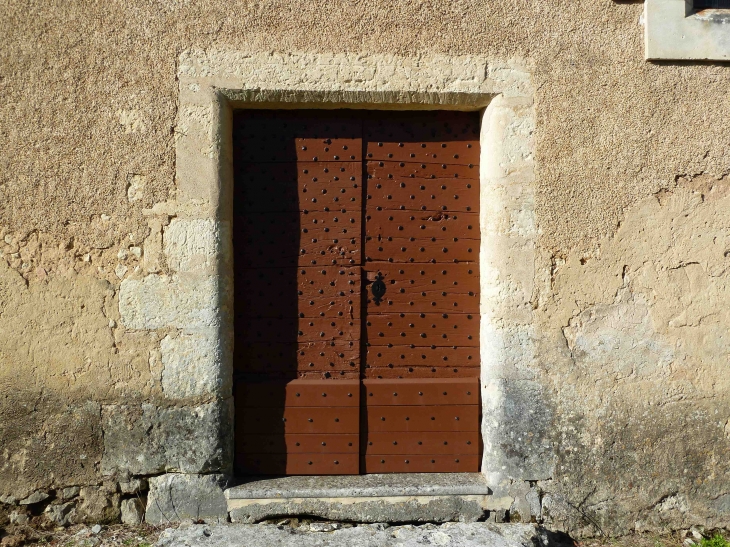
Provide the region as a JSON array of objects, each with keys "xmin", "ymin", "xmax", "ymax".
[{"xmin": 226, "ymin": 473, "xmax": 490, "ymax": 499}]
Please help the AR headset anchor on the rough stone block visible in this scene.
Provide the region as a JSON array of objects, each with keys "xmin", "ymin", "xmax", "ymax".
[
  {"xmin": 101, "ymin": 399, "xmax": 232, "ymax": 476},
  {"xmin": 145, "ymin": 474, "xmax": 229, "ymax": 524},
  {"xmin": 45, "ymin": 501, "xmax": 76, "ymax": 526},
  {"xmin": 77, "ymin": 486, "xmax": 121, "ymax": 524},
  {"xmin": 228, "ymin": 495, "xmax": 488, "ymax": 524},
  {"xmin": 481, "ymin": 380, "xmax": 555, "ymax": 482},
  {"xmin": 121, "ymin": 498, "xmax": 145, "ymax": 525},
  {"xmin": 119, "ymin": 274, "xmax": 219, "ymax": 330},
  {"xmin": 161, "ymin": 330, "xmax": 226, "ymax": 398},
  {"xmin": 119, "ymin": 479, "xmax": 147, "ymax": 495},
  {"xmin": 164, "ymin": 219, "xmax": 228, "ymax": 273},
  {"xmin": 19, "ymin": 490, "xmax": 49, "ymax": 505}
]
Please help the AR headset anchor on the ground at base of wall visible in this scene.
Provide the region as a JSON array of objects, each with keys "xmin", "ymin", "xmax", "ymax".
[{"xmin": 1, "ymin": 522, "xmax": 727, "ymax": 547}]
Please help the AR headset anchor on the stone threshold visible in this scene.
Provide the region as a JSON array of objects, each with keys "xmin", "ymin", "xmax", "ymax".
[
  {"xmin": 226, "ymin": 473, "xmax": 490, "ymax": 499},
  {"xmin": 225, "ymin": 474, "xmax": 493, "ymax": 524}
]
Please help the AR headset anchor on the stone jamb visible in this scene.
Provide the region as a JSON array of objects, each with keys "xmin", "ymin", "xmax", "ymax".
[{"xmin": 116, "ymin": 50, "xmax": 542, "ymax": 515}]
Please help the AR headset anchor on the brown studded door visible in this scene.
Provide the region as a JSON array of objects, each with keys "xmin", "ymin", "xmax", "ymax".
[{"xmin": 232, "ymin": 109, "xmax": 481, "ymax": 476}]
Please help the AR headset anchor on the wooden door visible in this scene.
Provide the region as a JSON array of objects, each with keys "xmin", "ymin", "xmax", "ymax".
[
  {"xmin": 232, "ymin": 109, "xmax": 481, "ymax": 476},
  {"xmin": 232, "ymin": 110, "xmax": 363, "ymax": 475},
  {"xmin": 361, "ymin": 112, "xmax": 481, "ymax": 473}
]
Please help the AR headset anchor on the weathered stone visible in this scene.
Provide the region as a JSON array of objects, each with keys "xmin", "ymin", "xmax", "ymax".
[
  {"xmin": 0, "ymin": 495, "xmax": 17, "ymax": 505},
  {"xmin": 161, "ymin": 331, "xmax": 227, "ymax": 398},
  {"xmin": 145, "ymin": 474, "xmax": 229, "ymax": 525},
  {"xmin": 119, "ymin": 274, "xmax": 220, "ymax": 330},
  {"xmin": 101, "ymin": 399, "xmax": 233, "ymax": 476},
  {"xmin": 164, "ymin": 219, "xmax": 228, "ymax": 273},
  {"xmin": 119, "ymin": 479, "xmax": 148, "ymax": 495},
  {"xmin": 121, "ymin": 498, "xmax": 145, "ymax": 525},
  {"xmin": 228, "ymin": 495, "xmax": 488, "ymax": 525},
  {"xmin": 156, "ymin": 522, "xmax": 544, "ymax": 547},
  {"xmin": 226, "ymin": 473, "xmax": 490, "ymax": 499},
  {"xmin": 8, "ymin": 511, "xmax": 29, "ymax": 525},
  {"xmin": 91, "ymin": 524, "xmax": 102, "ymax": 534},
  {"xmin": 62, "ymin": 487, "xmax": 81, "ymax": 500},
  {"xmin": 19, "ymin": 490, "xmax": 49, "ymax": 505},
  {"xmin": 77, "ymin": 487, "xmax": 121, "ymax": 524},
  {"xmin": 481, "ymin": 379, "xmax": 555, "ymax": 482},
  {"xmin": 45, "ymin": 502, "xmax": 76, "ymax": 526}
]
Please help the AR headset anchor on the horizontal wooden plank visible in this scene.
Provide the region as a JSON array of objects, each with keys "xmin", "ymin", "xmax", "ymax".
[
  {"xmin": 234, "ymin": 211, "xmax": 361, "ymax": 267},
  {"xmin": 365, "ymin": 405, "xmax": 479, "ymax": 432},
  {"xmin": 237, "ymin": 317, "xmax": 360, "ymax": 344},
  {"xmin": 362, "ymin": 378, "xmax": 479, "ymax": 406},
  {"xmin": 234, "ymin": 341, "xmax": 360, "ymax": 374},
  {"xmin": 237, "ymin": 434, "xmax": 359, "ymax": 454},
  {"xmin": 363, "ymin": 431, "xmax": 479, "ymax": 455},
  {"xmin": 235, "ymin": 266, "xmax": 361, "ymax": 319},
  {"xmin": 234, "ymin": 162, "xmax": 362, "ymax": 212},
  {"xmin": 363, "ymin": 263, "xmax": 478, "ymax": 313},
  {"xmin": 234, "ymin": 110, "xmax": 362, "ymax": 138},
  {"xmin": 365, "ymin": 141, "xmax": 479, "ymax": 165},
  {"xmin": 367, "ymin": 161, "xmax": 478, "ymax": 181},
  {"xmin": 365, "ymin": 178, "xmax": 478, "ymax": 213},
  {"xmin": 236, "ymin": 453, "xmax": 359, "ymax": 475},
  {"xmin": 235, "ymin": 379, "xmax": 360, "ymax": 408},
  {"xmin": 365, "ymin": 292, "xmax": 479, "ymax": 314},
  {"xmin": 365, "ymin": 313, "xmax": 478, "ymax": 346},
  {"xmin": 240, "ymin": 406, "xmax": 359, "ymax": 434},
  {"xmin": 363, "ymin": 366, "xmax": 479, "ymax": 379},
  {"xmin": 361, "ymin": 454, "xmax": 479, "ymax": 473},
  {"xmin": 364, "ymin": 111, "xmax": 480, "ymax": 147},
  {"xmin": 365, "ymin": 210, "xmax": 478, "ymax": 240},
  {"xmin": 233, "ymin": 137, "xmax": 361, "ymax": 163},
  {"xmin": 366, "ymin": 345, "xmax": 479, "ymax": 367},
  {"xmin": 365, "ymin": 238, "xmax": 478, "ymax": 264}
]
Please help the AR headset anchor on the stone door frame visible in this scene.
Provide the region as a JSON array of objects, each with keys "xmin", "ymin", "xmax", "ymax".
[{"xmin": 116, "ymin": 50, "xmax": 545, "ymax": 496}]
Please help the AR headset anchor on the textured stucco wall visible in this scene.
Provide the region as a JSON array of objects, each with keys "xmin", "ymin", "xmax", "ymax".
[{"xmin": 0, "ymin": 0, "xmax": 728, "ymax": 536}]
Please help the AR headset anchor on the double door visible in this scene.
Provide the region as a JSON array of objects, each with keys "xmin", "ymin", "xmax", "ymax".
[{"xmin": 233, "ymin": 109, "xmax": 481, "ymax": 475}]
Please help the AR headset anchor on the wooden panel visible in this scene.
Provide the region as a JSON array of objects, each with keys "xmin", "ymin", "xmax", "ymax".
[
  {"xmin": 365, "ymin": 210, "xmax": 478, "ymax": 241},
  {"xmin": 361, "ymin": 454, "xmax": 479, "ymax": 473},
  {"xmin": 366, "ymin": 346, "xmax": 479, "ymax": 367},
  {"xmin": 235, "ymin": 341, "xmax": 360, "ymax": 374},
  {"xmin": 367, "ymin": 161, "xmax": 478, "ymax": 181},
  {"xmin": 235, "ymin": 210, "xmax": 361, "ymax": 268},
  {"xmin": 239, "ymin": 434, "xmax": 359, "ymax": 454},
  {"xmin": 236, "ymin": 380, "xmax": 360, "ymax": 408},
  {"xmin": 366, "ymin": 313, "xmax": 478, "ymax": 346},
  {"xmin": 363, "ymin": 431, "xmax": 479, "ymax": 455},
  {"xmin": 365, "ymin": 238, "xmax": 478, "ymax": 264},
  {"xmin": 362, "ymin": 367, "xmax": 474, "ymax": 379},
  {"xmin": 365, "ymin": 405, "xmax": 479, "ymax": 432},
  {"xmin": 366, "ymin": 142, "xmax": 479, "ymax": 165},
  {"xmin": 237, "ymin": 317, "xmax": 360, "ymax": 343},
  {"xmin": 366, "ymin": 177, "xmax": 478, "ymax": 213},
  {"xmin": 363, "ymin": 366, "xmax": 479, "ymax": 379},
  {"xmin": 236, "ymin": 267, "xmax": 361, "ymax": 320},
  {"xmin": 237, "ymin": 453, "xmax": 360, "ymax": 475},
  {"xmin": 362, "ymin": 378, "xmax": 479, "ymax": 406},
  {"xmin": 234, "ymin": 162, "xmax": 361, "ymax": 212},
  {"xmin": 364, "ymin": 264, "xmax": 478, "ymax": 314},
  {"xmin": 240, "ymin": 406, "xmax": 359, "ymax": 434}
]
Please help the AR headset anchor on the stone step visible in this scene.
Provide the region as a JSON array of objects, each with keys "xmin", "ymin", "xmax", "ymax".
[{"xmin": 225, "ymin": 473, "xmax": 495, "ymax": 524}]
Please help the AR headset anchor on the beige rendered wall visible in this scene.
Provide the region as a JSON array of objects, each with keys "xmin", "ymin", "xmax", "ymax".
[{"xmin": 0, "ymin": 0, "xmax": 729, "ymax": 536}]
